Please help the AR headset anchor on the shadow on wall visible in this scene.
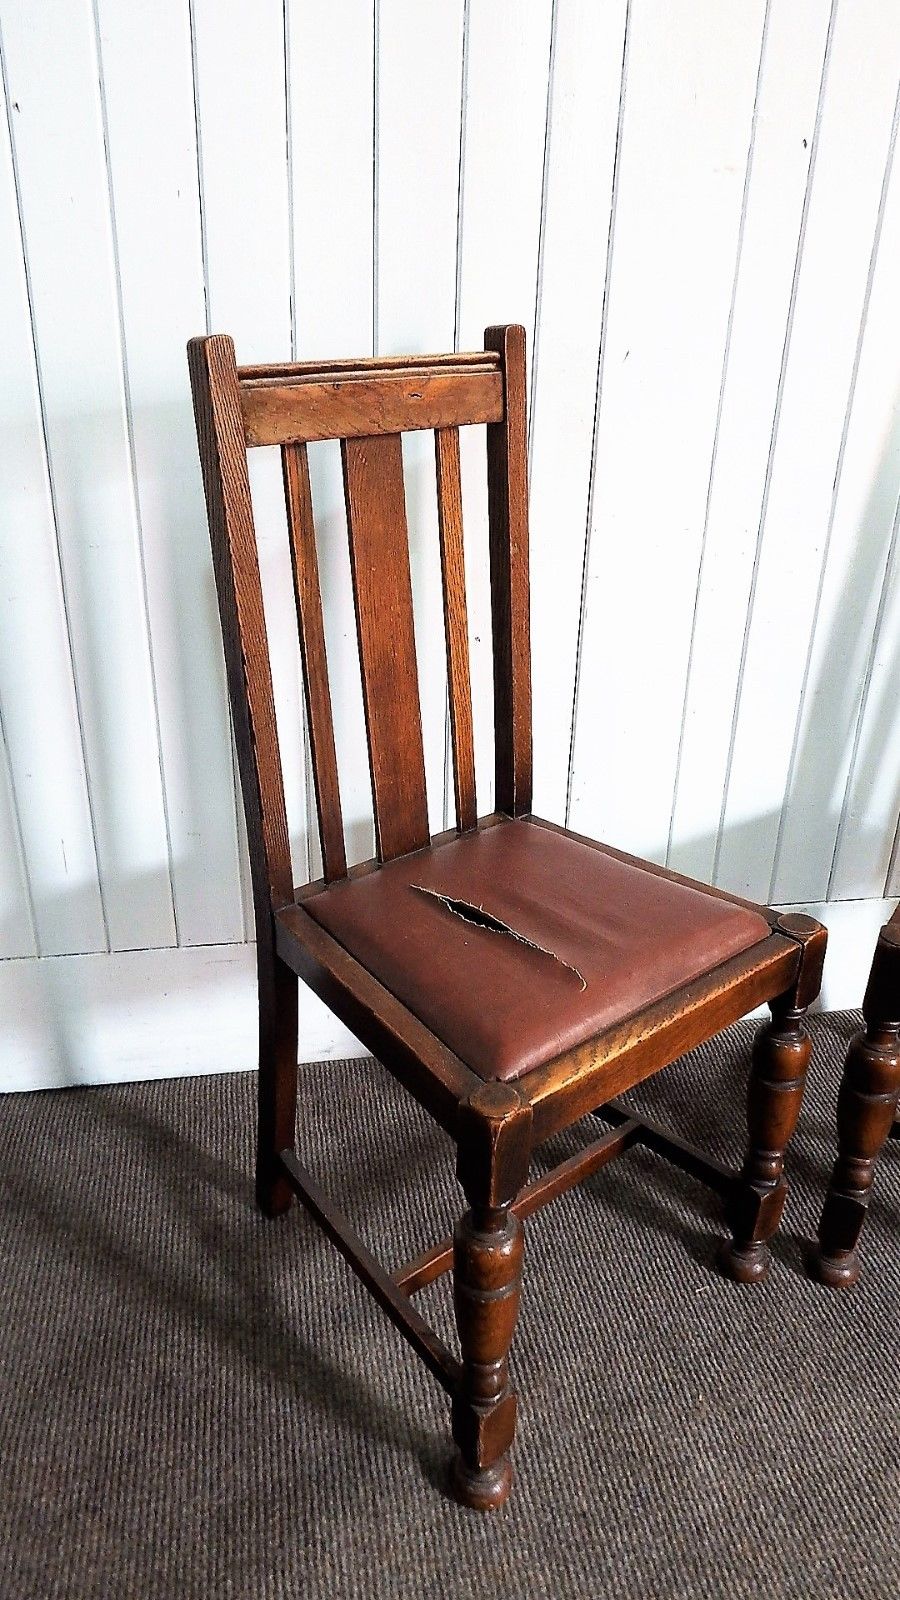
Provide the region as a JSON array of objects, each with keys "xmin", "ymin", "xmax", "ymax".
[{"xmin": 759, "ymin": 374, "xmax": 900, "ymax": 908}]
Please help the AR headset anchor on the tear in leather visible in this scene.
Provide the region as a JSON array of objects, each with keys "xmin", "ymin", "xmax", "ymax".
[{"xmin": 411, "ymin": 884, "xmax": 587, "ymax": 990}]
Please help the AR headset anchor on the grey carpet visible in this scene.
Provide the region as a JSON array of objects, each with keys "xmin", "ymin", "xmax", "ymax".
[{"xmin": 1, "ymin": 1012, "xmax": 899, "ymax": 1600}]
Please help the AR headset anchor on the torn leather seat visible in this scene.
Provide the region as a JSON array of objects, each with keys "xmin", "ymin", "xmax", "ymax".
[{"xmin": 301, "ymin": 816, "xmax": 771, "ymax": 1082}]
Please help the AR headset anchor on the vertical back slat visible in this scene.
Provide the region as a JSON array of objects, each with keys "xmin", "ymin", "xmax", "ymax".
[
  {"xmin": 187, "ymin": 334, "xmax": 293, "ymax": 912},
  {"xmin": 434, "ymin": 426, "xmax": 477, "ymax": 832},
  {"xmin": 341, "ymin": 433, "xmax": 431, "ymax": 861},
  {"xmin": 485, "ymin": 324, "xmax": 533, "ymax": 815},
  {"xmin": 282, "ymin": 443, "xmax": 347, "ymax": 881}
]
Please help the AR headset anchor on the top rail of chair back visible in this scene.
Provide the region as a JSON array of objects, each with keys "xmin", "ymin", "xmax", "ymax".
[{"xmin": 237, "ymin": 349, "xmax": 505, "ymax": 447}]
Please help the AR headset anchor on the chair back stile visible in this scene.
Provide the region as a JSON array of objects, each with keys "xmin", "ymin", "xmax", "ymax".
[
  {"xmin": 187, "ymin": 335, "xmax": 294, "ymax": 921},
  {"xmin": 187, "ymin": 325, "xmax": 532, "ymax": 910}
]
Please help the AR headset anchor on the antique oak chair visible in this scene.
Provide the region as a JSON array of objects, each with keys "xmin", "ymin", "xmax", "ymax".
[
  {"xmin": 188, "ymin": 325, "xmax": 827, "ymax": 1510},
  {"xmin": 813, "ymin": 906, "xmax": 900, "ymax": 1287}
]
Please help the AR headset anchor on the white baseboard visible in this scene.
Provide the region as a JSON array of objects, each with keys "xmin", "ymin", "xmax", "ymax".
[
  {"xmin": 0, "ymin": 896, "xmax": 894, "ymax": 1093},
  {"xmin": 0, "ymin": 942, "xmax": 366, "ymax": 1094}
]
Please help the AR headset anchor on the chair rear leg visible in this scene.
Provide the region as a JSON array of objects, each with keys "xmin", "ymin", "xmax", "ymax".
[
  {"xmin": 256, "ymin": 940, "xmax": 299, "ymax": 1217},
  {"xmin": 451, "ymin": 1085, "xmax": 531, "ymax": 1510},
  {"xmin": 721, "ymin": 915, "xmax": 826, "ymax": 1284}
]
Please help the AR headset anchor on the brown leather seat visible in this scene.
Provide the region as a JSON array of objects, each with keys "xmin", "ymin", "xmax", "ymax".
[{"xmin": 301, "ymin": 817, "xmax": 770, "ymax": 1083}]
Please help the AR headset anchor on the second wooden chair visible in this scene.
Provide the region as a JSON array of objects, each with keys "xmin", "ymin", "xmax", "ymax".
[{"xmin": 813, "ymin": 907, "xmax": 900, "ymax": 1286}]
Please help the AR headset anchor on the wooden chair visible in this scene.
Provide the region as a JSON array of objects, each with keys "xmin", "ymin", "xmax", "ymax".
[
  {"xmin": 188, "ymin": 325, "xmax": 827, "ymax": 1510},
  {"xmin": 813, "ymin": 907, "xmax": 900, "ymax": 1287}
]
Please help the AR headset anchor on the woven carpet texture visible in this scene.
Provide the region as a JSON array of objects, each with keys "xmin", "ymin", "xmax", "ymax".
[{"xmin": 1, "ymin": 1012, "xmax": 898, "ymax": 1599}]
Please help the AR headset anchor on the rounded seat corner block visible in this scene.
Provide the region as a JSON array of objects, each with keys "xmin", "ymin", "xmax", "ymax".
[{"xmin": 302, "ymin": 815, "xmax": 772, "ymax": 1083}]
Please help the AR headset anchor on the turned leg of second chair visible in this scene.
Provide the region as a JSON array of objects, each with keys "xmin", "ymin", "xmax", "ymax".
[{"xmin": 813, "ymin": 919, "xmax": 900, "ymax": 1288}]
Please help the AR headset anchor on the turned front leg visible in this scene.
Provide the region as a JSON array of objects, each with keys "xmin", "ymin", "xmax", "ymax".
[
  {"xmin": 722, "ymin": 999, "xmax": 812, "ymax": 1283},
  {"xmin": 813, "ymin": 919, "xmax": 900, "ymax": 1288},
  {"xmin": 451, "ymin": 1084, "xmax": 531, "ymax": 1510},
  {"xmin": 452, "ymin": 1202, "xmax": 523, "ymax": 1510},
  {"xmin": 722, "ymin": 914, "xmax": 825, "ymax": 1284}
]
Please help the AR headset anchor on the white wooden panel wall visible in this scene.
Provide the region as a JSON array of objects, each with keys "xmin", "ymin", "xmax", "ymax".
[
  {"xmin": 379, "ymin": 0, "xmax": 465, "ymax": 836},
  {"xmin": 288, "ymin": 0, "xmax": 375, "ymax": 870},
  {"xmin": 1, "ymin": 0, "xmax": 899, "ymax": 1091}
]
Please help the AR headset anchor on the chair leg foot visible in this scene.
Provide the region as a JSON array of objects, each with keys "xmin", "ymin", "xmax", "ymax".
[
  {"xmin": 719, "ymin": 1236, "xmax": 773, "ymax": 1285},
  {"xmin": 722, "ymin": 999, "xmax": 811, "ymax": 1284},
  {"xmin": 809, "ymin": 1245, "xmax": 860, "ymax": 1290},
  {"xmin": 450, "ymin": 1451, "xmax": 513, "ymax": 1511},
  {"xmin": 256, "ymin": 1169, "xmax": 294, "ymax": 1218}
]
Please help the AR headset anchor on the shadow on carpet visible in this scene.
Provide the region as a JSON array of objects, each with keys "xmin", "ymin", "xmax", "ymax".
[{"xmin": 1, "ymin": 1012, "xmax": 898, "ymax": 1599}]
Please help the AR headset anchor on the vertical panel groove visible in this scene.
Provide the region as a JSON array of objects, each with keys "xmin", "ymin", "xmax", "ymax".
[
  {"xmin": 282, "ymin": 0, "xmax": 316, "ymax": 889},
  {"xmin": 188, "ymin": 0, "xmax": 249, "ymax": 943},
  {"xmin": 283, "ymin": 0, "xmax": 296, "ymax": 360},
  {"xmin": 711, "ymin": 0, "xmax": 838, "ymax": 885},
  {"xmin": 564, "ymin": 0, "xmax": 631, "ymax": 826},
  {"xmin": 771, "ymin": 77, "xmax": 900, "ymax": 903},
  {"xmin": 91, "ymin": 0, "xmax": 179, "ymax": 944},
  {"xmin": 0, "ymin": 702, "xmax": 39, "ymax": 953},
  {"xmin": 195, "ymin": 0, "xmax": 301, "ymax": 932},
  {"xmin": 444, "ymin": 0, "xmax": 471, "ymax": 830},
  {"xmin": 187, "ymin": 0, "xmax": 211, "ymax": 335},
  {"xmin": 828, "ymin": 487, "xmax": 900, "ymax": 899},
  {"xmin": 666, "ymin": 0, "xmax": 771, "ymax": 867},
  {"xmin": 885, "ymin": 792, "xmax": 900, "ymax": 898},
  {"xmin": 0, "ymin": 16, "xmax": 110, "ymax": 956},
  {"xmin": 452, "ymin": 0, "xmax": 470, "ymax": 357},
  {"xmin": 528, "ymin": 0, "xmax": 559, "ymax": 462}
]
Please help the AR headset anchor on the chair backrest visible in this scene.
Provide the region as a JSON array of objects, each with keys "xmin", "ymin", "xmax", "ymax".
[{"xmin": 187, "ymin": 325, "xmax": 531, "ymax": 923}]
